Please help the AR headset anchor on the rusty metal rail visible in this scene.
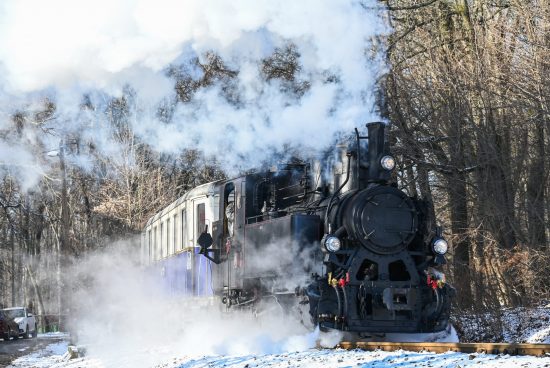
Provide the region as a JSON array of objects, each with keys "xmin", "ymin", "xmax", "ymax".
[{"xmin": 337, "ymin": 341, "xmax": 550, "ymax": 356}]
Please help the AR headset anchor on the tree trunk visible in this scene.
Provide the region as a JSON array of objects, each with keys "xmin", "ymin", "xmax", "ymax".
[
  {"xmin": 527, "ymin": 120, "xmax": 547, "ymax": 249},
  {"xmin": 447, "ymin": 171, "xmax": 472, "ymax": 307},
  {"xmin": 26, "ymin": 266, "xmax": 48, "ymax": 332},
  {"xmin": 10, "ymin": 228, "xmax": 15, "ymax": 306}
]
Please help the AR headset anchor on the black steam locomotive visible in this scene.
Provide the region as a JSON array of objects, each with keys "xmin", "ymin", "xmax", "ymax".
[{"xmin": 193, "ymin": 122, "xmax": 453, "ymax": 334}]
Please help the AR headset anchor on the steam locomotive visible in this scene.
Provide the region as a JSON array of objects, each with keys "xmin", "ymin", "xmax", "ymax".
[{"xmin": 141, "ymin": 122, "xmax": 453, "ymax": 334}]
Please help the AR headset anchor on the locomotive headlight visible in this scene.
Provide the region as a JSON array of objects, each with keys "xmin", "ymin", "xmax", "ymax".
[
  {"xmin": 432, "ymin": 238, "xmax": 448, "ymax": 255},
  {"xmin": 380, "ymin": 155, "xmax": 396, "ymax": 171},
  {"xmin": 325, "ymin": 236, "xmax": 341, "ymax": 252}
]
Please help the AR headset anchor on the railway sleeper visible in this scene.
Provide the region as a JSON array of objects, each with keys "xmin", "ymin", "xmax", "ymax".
[{"xmin": 335, "ymin": 341, "xmax": 550, "ymax": 356}]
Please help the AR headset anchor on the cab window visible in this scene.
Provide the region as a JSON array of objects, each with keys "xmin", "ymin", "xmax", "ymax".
[{"xmin": 197, "ymin": 203, "xmax": 206, "ymax": 235}]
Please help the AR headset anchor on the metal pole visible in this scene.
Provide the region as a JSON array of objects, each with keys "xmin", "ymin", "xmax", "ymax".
[
  {"xmin": 58, "ymin": 140, "xmax": 69, "ymax": 331},
  {"xmin": 11, "ymin": 228, "xmax": 15, "ymax": 306}
]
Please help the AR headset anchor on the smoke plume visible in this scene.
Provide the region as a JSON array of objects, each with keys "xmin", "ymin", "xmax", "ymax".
[{"xmin": 0, "ymin": 0, "xmax": 387, "ymax": 183}]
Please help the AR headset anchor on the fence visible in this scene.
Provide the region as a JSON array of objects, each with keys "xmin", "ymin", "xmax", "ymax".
[{"xmin": 34, "ymin": 314, "xmax": 68, "ymax": 333}]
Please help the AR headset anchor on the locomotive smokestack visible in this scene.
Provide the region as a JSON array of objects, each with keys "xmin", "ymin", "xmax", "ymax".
[{"xmin": 366, "ymin": 122, "xmax": 392, "ymax": 183}]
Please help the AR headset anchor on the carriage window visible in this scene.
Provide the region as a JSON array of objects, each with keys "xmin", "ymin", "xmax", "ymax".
[
  {"xmin": 197, "ymin": 203, "xmax": 206, "ymax": 238},
  {"xmin": 167, "ymin": 218, "xmax": 171, "ymax": 255},
  {"xmin": 213, "ymin": 193, "xmax": 220, "ymax": 221},
  {"xmin": 153, "ymin": 226, "xmax": 157, "ymax": 260},
  {"xmin": 160, "ymin": 222, "xmax": 164, "ymax": 258},
  {"xmin": 148, "ymin": 230, "xmax": 152, "ymax": 262},
  {"xmin": 181, "ymin": 209, "xmax": 187, "ymax": 250},
  {"xmin": 173, "ymin": 214, "xmax": 177, "ymax": 252}
]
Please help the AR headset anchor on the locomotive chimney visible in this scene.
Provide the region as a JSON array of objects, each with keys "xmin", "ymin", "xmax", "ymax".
[{"xmin": 366, "ymin": 122, "xmax": 392, "ymax": 183}]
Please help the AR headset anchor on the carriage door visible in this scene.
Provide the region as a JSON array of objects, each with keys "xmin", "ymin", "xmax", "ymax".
[{"xmin": 193, "ymin": 197, "xmax": 211, "ymax": 296}]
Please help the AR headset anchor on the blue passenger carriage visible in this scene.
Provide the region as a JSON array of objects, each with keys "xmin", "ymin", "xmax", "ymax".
[{"xmin": 141, "ymin": 183, "xmax": 220, "ymax": 299}]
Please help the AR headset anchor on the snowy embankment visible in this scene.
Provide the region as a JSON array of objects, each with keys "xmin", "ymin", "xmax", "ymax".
[
  {"xmin": 165, "ymin": 349, "xmax": 549, "ymax": 368},
  {"xmin": 8, "ymin": 340, "xmax": 72, "ymax": 368},
  {"xmin": 8, "ymin": 341, "xmax": 550, "ymax": 368},
  {"xmin": 455, "ymin": 304, "xmax": 550, "ymax": 343}
]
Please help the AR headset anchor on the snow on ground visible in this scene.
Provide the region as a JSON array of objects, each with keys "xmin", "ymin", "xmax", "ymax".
[
  {"xmin": 8, "ymin": 340, "xmax": 70, "ymax": 368},
  {"xmin": 502, "ymin": 306, "xmax": 550, "ymax": 343},
  {"xmin": 9, "ymin": 306, "xmax": 550, "ymax": 368},
  {"xmin": 8, "ymin": 341, "xmax": 550, "ymax": 368},
  {"xmin": 455, "ymin": 304, "xmax": 550, "ymax": 343},
  {"xmin": 164, "ymin": 349, "xmax": 550, "ymax": 368}
]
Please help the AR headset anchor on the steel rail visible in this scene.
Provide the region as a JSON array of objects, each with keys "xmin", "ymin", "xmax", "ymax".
[{"xmin": 337, "ymin": 341, "xmax": 550, "ymax": 356}]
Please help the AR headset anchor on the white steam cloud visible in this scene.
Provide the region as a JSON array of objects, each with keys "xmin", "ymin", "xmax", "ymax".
[
  {"xmin": 0, "ymin": 0, "xmax": 387, "ymax": 181},
  {"xmin": 70, "ymin": 241, "xmax": 342, "ymax": 367},
  {"xmin": 0, "ymin": 3, "xmax": 386, "ymax": 362},
  {"xmin": 0, "ymin": 1, "xmax": 381, "ymax": 94}
]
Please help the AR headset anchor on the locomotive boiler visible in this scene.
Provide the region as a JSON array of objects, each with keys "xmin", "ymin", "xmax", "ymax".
[{"xmin": 142, "ymin": 122, "xmax": 453, "ymax": 334}]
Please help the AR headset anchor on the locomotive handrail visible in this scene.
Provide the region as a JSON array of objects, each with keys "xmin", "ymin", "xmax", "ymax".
[{"xmin": 324, "ymin": 152, "xmax": 352, "ymax": 231}]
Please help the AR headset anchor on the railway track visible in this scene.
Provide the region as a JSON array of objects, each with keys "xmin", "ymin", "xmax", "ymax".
[{"xmin": 337, "ymin": 341, "xmax": 550, "ymax": 356}]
